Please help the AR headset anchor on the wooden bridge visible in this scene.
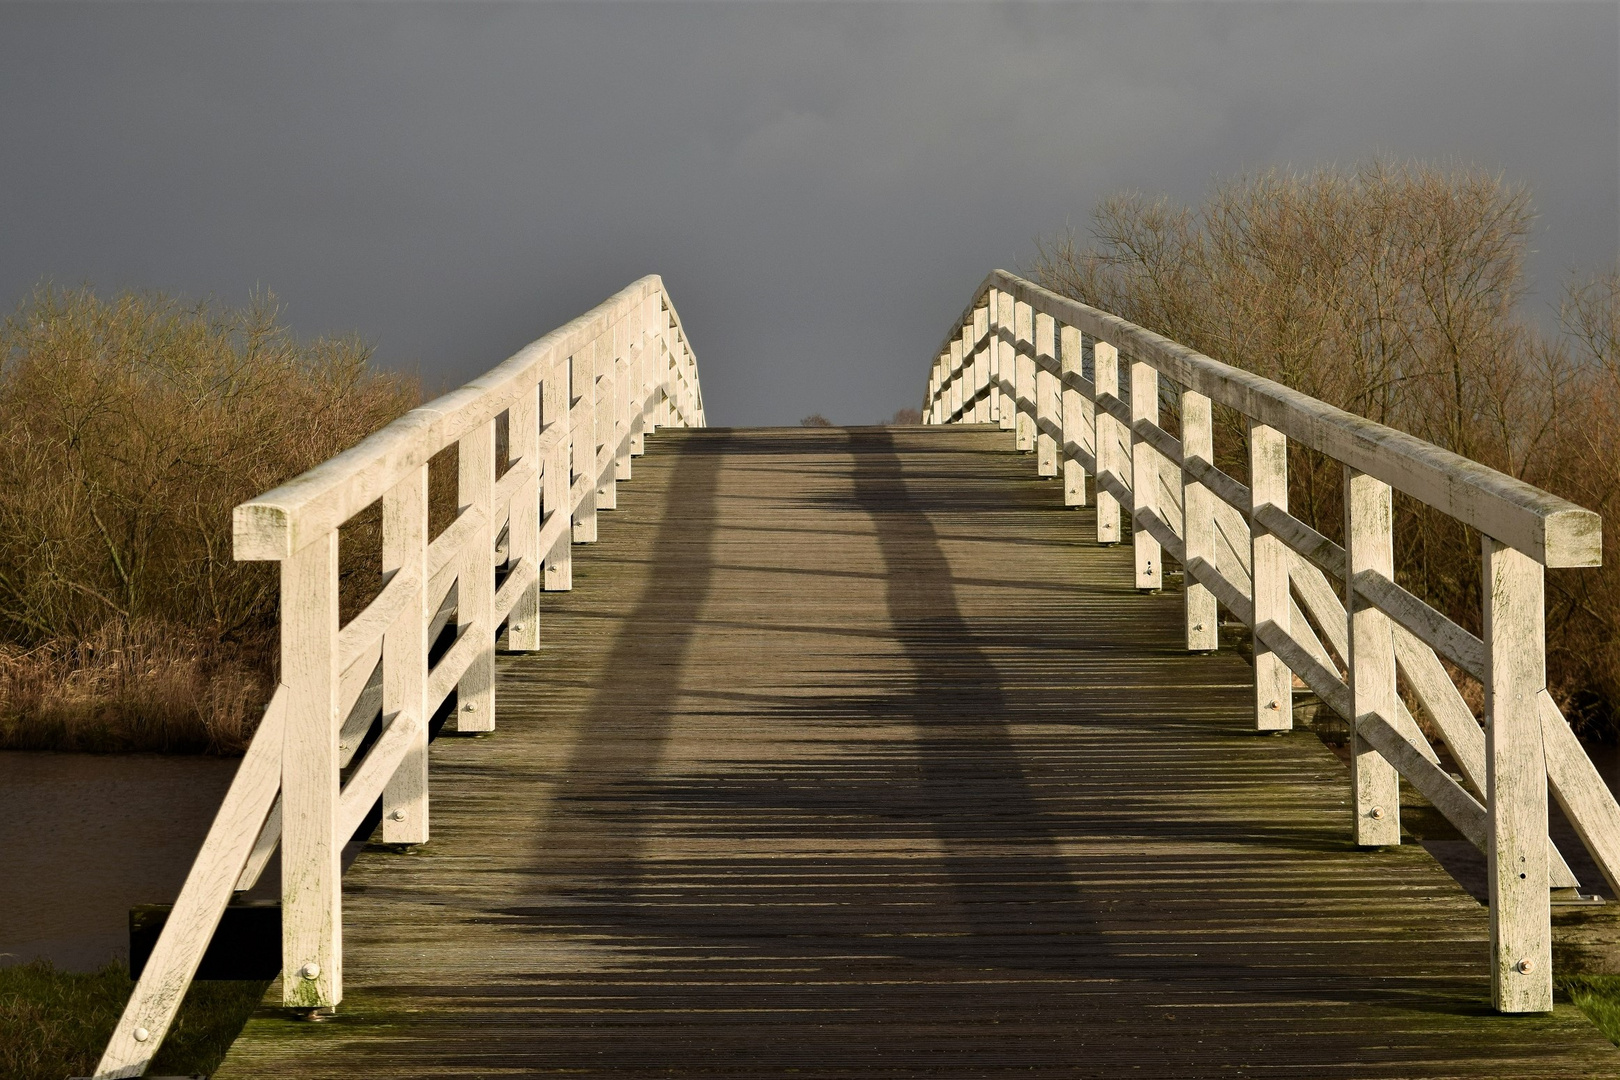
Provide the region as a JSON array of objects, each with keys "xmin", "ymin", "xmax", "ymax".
[{"xmin": 95, "ymin": 274, "xmax": 1620, "ymax": 1076}]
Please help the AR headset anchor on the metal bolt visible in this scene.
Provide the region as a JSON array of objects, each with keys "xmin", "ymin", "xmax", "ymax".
[
  {"xmin": 300, "ymin": 962, "xmax": 321, "ymax": 980},
  {"xmin": 463, "ymin": 701, "xmax": 478, "ymax": 712},
  {"xmin": 1516, "ymin": 958, "xmax": 1535, "ymax": 974},
  {"xmin": 1267, "ymin": 699, "xmax": 1281, "ymax": 711},
  {"xmin": 1369, "ymin": 806, "xmax": 1385, "ymax": 820},
  {"xmin": 1146, "ymin": 561, "xmax": 1155, "ymax": 576},
  {"xmin": 511, "ymin": 623, "xmax": 525, "ymax": 632},
  {"xmin": 134, "ymin": 1027, "xmax": 150, "ymax": 1043},
  {"xmin": 390, "ymin": 808, "xmax": 407, "ymax": 821},
  {"xmin": 1193, "ymin": 623, "xmax": 1205, "ymax": 632}
]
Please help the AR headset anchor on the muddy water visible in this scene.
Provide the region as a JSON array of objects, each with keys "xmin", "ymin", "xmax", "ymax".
[{"xmin": 0, "ymin": 751, "xmax": 240, "ymax": 970}]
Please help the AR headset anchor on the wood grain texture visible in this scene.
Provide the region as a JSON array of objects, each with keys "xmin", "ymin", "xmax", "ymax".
[{"xmin": 216, "ymin": 426, "xmax": 1614, "ymax": 1078}]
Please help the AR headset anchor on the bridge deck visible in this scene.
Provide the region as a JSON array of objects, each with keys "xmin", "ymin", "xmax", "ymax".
[{"xmin": 216, "ymin": 426, "xmax": 1617, "ymax": 1078}]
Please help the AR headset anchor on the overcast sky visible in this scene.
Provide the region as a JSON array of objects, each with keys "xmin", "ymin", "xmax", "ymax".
[{"xmin": 1, "ymin": 2, "xmax": 1615, "ymax": 426}]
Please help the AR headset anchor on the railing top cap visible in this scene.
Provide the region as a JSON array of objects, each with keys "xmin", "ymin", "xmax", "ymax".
[
  {"xmin": 234, "ymin": 275, "xmax": 672, "ymax": 561},
  {"xmin": 956, "ymin": 269, "xmax": 1599, "ymax": 568}
]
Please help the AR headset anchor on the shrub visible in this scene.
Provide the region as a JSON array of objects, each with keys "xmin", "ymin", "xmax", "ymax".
[
  {"xmin": 0, "ymin": 286, "xmax": 419, "ymax": 752},
  {"xmin": 800, "ymin": 413, "xmax": 833, "ymax": 427}
]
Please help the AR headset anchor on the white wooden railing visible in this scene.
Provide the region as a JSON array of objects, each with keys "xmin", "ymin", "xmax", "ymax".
[
  {"xmin": 94, "ymin": 276, "xmax": 704, "ymax": 1078},
  {"xmin": 924, "ymin": 269, "xmax": 1618, "ymax": 1015}
]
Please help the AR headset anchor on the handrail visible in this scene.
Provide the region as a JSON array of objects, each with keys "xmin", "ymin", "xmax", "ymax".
[
  {"xmin": 923, "ymin": 268, "xmax": 1614, "ymax": 1016},
  {"xmin": 94, "ymin": 276, "xmax": 705, "ymax": 1078}
]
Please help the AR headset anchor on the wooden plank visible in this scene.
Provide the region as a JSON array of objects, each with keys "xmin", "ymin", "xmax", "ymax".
[
  {"xmin": 505, "ymin": 383, "xmax": 543, "ymax": 653},
  {"xmin": 1346, "ymin": 469, "xmax": 1402, "ymax": 846},
  {"xmin": 1180, "ymin": 390, "xmax": 1217, "ymax": 651},
  {"xmin": 1130, "ymin": 360, "xmax": 1161, "ymax": 591},
  {"xmin": 996, "ymin": 289, "xmax": 1015, "ymax": 430},
  {"xmin": 1093, "ymin": 341, "xmax": 1122, "ymax": 545},
  {"xmin": 1035, "ymin": 312, "xmax": 1058, "ymax": 476},
  {"xmin": 1059, "ymin": 324, "xmax": 1089, "ymax": 508},
  {"xmin": 1483, "ymin": 537, "xmax": 1552, "ymax": 1012},
  {"xmin": 455, "ymin": 421, "xmax": 496, "ymax": 733},
  {"xmin": 279, "ymin": 532, "xmax": 342, "ymax": 1008},
  {"xmin": 1014, "ymin": 300, "xmax": 1036, "ymax": 452},
  {"xmin": 1249, "ymin": 421, "xmax": 1292, "ymax": 732},
  {"xmin": 382, "ymin": 464, "xmax": 430, "ymax": 845},
  {"xmin": 571, "ymin": 338, "xmax": 600, "ymax": 544}
]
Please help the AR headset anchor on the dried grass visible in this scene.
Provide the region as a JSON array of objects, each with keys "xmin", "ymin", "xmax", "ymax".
[{"xmin": 0, "ymin": 285, "xmax": 419, "ymax": 753}]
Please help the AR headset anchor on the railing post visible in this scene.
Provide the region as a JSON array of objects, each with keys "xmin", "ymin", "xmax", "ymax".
[
  {"xmin": 1345, "ymin": 468, "xmax": 1401, "ymax": 844},
  {"xmin": 1248, "ymin": 420, "xmax": 1292, "ymax": 731},
  {"xmin": 506, "ymin": 383, "xmax": 542, "ymax": 651},
  {"xmin": 631, "ymin": 294, "xmax": 651, "ymax": 455},
  {"xmin": 571, "ymin": 340, "xmax": 598, "ymax": 543},
  {"xmin": 1035, "ymin": 312, "xmax": 1059, "ymax": 477},
  {"xmin": 597, "ymin": 325, "xmax": 620, "ymax": 510},
  {"xmin": 543, "ymin": 359, "xmax": 573, "ymax": 591},
  {"xmin": 456, "ymin": 420, "xmax": 496, "ymax": 733},
  {"xmin": 1093, "ymin": 340, "xmax": 1121, "ymax": 545},
  {"xmin": 1130, "ymin": 358, "xmax": 1161, "ymax": 591},
  {"xmin": 972, "ymin": 303, "xmax": 991, "ymax": 423},
  {"xmin": 949, "ymin": 339, "xmax": 965, "ymax": 420},
  {"xmin": 1014, "ymin": 299, "xmax": 1036, "ymax": 452},
  {"xmin": 927, "ymin": 357, "xmax": 942, "ymax": 424},
  {"xmin": 382, "ymin": 464, "xmax": 429, "ymax": 845},
  {"xmin": 280, "ymin": 531, "xmax": 341, "ymax": 1008},
  {"xmin": 997, "ymin": 290, "xmax": 1016, "ymax": 431},
  {"xmin": 1483, "ymin": 535, "xmax": 1552, "ymax": 1013},
  {"xmin": 1179, "ymin": 389, "xmax": 1217, "ymax": 650},
  {"xmin": 615, "ymin": 303, "xmax": 637, "ymax": 480},
  {"xmin": 1060, "ymin": 324, "xmax": 1090, "ymax": 508},
  {"xmin": 959, "ymin": 321, "xmax": 974, "ymax": 420}
]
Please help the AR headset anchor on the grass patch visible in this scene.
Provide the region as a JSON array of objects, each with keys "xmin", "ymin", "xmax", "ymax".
[
  {"xmin": 1560, "ymin": 975, "xmax": 1620, "ymax": 1046},
  {"xmin": 0, "ymin": 958, "xmax": 266, "ymax": 1079}
]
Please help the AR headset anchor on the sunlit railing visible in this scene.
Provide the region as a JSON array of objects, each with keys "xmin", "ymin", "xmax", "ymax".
[
  {"xmin": 94, "ymin": 275, "xmax": 705, "ymax": 1077},
  {"xmin": 924, "ymin": 269, "xmax": 1617, "ymax": 1015}
]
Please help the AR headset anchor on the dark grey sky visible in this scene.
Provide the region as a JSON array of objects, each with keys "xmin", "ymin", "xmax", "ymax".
[{"xmin": 1, "ymin": 2, "xmax": 1615, "ymax": 426}]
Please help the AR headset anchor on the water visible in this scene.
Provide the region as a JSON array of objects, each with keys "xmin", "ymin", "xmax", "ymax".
[{"xmin": 0, "ymin": 751, "xmax": 239, "ymax": 970}]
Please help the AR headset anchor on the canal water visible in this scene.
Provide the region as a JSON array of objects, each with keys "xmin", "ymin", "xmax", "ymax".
[{"xmin": 0, "ymin": 751, "xmax": 240, "ymax": 970}]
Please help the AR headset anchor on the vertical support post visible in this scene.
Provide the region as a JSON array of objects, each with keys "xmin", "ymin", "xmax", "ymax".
[
  {"xmin": 615, "ymin": 303, "xmax": 637, "ymax": 480},
  {"xmin": 543, "ymin": 358, "xmax": 572, "ymax": 591},
  {"xmin": 382, "ymin": 465, "xmax": 429, "ymax": 845},
  {"xmin": 506, "ymin": 383, "xmax": 542, "ymax": 651},
  {"xmin": 997, "ymin": 290, "xmax": 1017, "ymax": 431},
  {"xmin": 1483, "ymin": 536, "xmax": 1552, "ymax": 1013},
  {"xmin": 571, "ymin": 342, "xmax": 598, "ymax": 543},
  {"xmin": 1248, "ymin": 420, "xmax": 1292, "ymax": 732},
  {"xmin": 1093, "ymin": 340, "xmax": 1121, "ymax": 545},
  {"xmin": 1035, "ymin": 312, "xmax": 1058, "ymax": 477},
  {"xmin": 1060, "ymin": 324, "xmax": 1090, "ymax": 508},
  {"xmin": 630, "ymin": 295, "xmax": 651, "ymax": 456},
  {"xmin": 972, "ymin": 304, "xmax": 991, "ymax": 423},
  {"xmin": 1345, "ymin": 468, "xmax": 1401, "ymax": 844},
  {"xmin": 928, "ymin": 357, "xmax": 943, "ymax": 424},
  {"xmin": 280, "ymin": 532, "xmax": 341, "ymax": 1008},
  {"xmin": 1014, "ymin": 300, "xmax": 1036, "ymax": 452},
  {"xmin": 597, "ymin": 326, "xmax": 618, "ymax": 511},
  {"xmin": 455, "ymin": 420, "xmax": 496, "ymax": 733},
  {"xmin": 984, "ymin": 290, "xmax": 1000, "ymax": 424},
  {"xmin": 948, "ymin": 339, "xmax": 965, "ymax": 419},
  {"xmin": 1130, "ymin": 359, "xmax": 1161, "ymax": 590},
  {"xmin": 1179, "ymin": 389, "xmax": 1217, "ymax": 650},
  {"xmin": 959, "ymin": 322, "xmax": 974, "ymax": 419}
]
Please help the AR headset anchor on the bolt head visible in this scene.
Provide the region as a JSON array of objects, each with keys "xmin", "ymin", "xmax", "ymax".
[
  {"xmin": 1369, "ymin": 806, "xmax": 1385, "ymax": 820},
  {"xmin": 389, "ymin": 808, "xmax": 406, "ymax": 821},
  {"xmin": 511, "ymin": 623, "xmax": 524, "ymax": 632},
  {"xmin": 1516, "ymin": 958, "xmax": 1535, "ymax": 974},
  {"xmin": 463, "ymin": 701, "xmax": 478, "ymax": 712},
  {"xmin": 133, "ymin": 1026, "xmax": 150, "ymax": 1042},
  {"xmin": 300, "ymin": 962, "xmax": 321, "ymax": 980},
  {"xmin": 1267, "ymin": 699, "xmax": 1281, "ymax": 710}
]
